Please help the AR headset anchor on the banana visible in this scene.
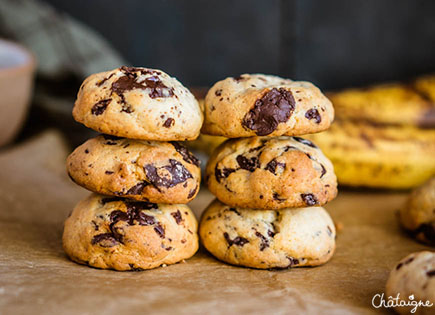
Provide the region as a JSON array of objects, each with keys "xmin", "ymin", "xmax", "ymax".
[
  {"xmin": 327, "ymin": 76, "xmax": 435, "ymax": 127},
  {"xmin": 305, "ymin": 121, "xmax": 435, "ymax": 189}
]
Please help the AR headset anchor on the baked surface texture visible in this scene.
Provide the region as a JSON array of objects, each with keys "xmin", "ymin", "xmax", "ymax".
[
  {"xmin": 63, "ymin": 193, "xmax": 199, "ymax": 271},
  {"xmin": 202, "ymin": 74, "xmax": 334, "ymax": 137},
  {"xmin": 73, "ymin": 66, "xmax": 203, "ymax": 141},
  {"xmin": 206, "ymin": 136, "xmax": 337, "ymax": 209},
  {"xmin": 67, "ymin": 135, "xmax": 201, "ymax": 204},
  {"xmin": 199, "ymin": 199, "xmax": 336, "ymax": 269}
]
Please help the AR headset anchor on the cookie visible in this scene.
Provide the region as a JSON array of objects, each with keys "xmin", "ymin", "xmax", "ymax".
[
  {"xmin": 206, "ymin": 136, "xmax": 337, "ymax": 209},
  {"xmin": 67, "ymin": 135, "xmax": 201, "ymax": 204},
  {"xmin": 63, "ymin": 193, "xmax": 198, "ymax": 271},
  {"xmin": 386, "ymin": 251, "xmax": 435, "ymax": 314},
  {"xmin": 201, "ymin": 74, "xmax": 334, "ymax": 137},
  {"xmin": 199, "ymin": 199, "xmax": 336, "ymax": 269},
  {"xmin": 399, "ymin": 177, "xmax": 435, "ymax": 245},
  {"xmin": 73, "ymin": 66, "xmax": 203, "ymax": 141}
]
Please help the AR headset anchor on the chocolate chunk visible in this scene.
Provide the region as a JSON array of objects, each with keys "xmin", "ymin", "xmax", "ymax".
[
  {"xmin": 255, "ymin": 231, "xmax": 269, "ymax": 251},
  {"xmin": 171, "ymin": 210, "xmax": 183, "ymax": 224},
  {"xmin": 163, "ymin": 118, "xmax": 174, "ymax": 128},
  {"xmin": 236, "ymin": 155, "xmax": 259, "ymax": 172},
  {"xmin": 265, "ymin": 159, "xmax": 286, "ymax": 174},
  {"xmin": 91, "ymin": 99, "xmax": 111, "ymax": 115},
  {"xmin": 121, "ymin": 104, "xmax": 133, "ymax": 113},
  {"xmin": 215, "ymin": 166, "xmax": 235, "ymax": 183},
  {"xmin": 102, "ymin": 134, "xmax": 122, "ymax": 141},
  {"xmin": 96, "ymin": 73, "xmax": 114, "ymax": 86},
  {"xmin": 171, "ymin": 142, "xmax": 200, "ymax": 166},
  {"xmin": 427, "ymin": 270, "xmax": 435, "ymax": 277},
  {"xmin": 284, "ymin": 145, "xmax": 298, "ymax": 152},
  {"xmin": 84, "ymin": 149, "xmax": 89, "ymax": 154},
  {"xmin": 234, "ymin": 75, "xmax": 246, "ymax": 82},
  {"xmin": 293, "ymin": 137, "xmax": 317, "ymax": 148},
  {"xmin": 305, "ymin": 108, "xmax": 321, "ymax": 123},
  {"xmin": 242, "ymin": 88, "xmax": 295, "ymax": 136},
  {"xmin": 110, "ymin": 210, "xmax": 129, "ymax": 225},
  {"xmin": 267, "ymin": 228, "xmax": 275, "ymax": 238},
  {"xmin": 105, "ymin": 171, "xmax": 114, "ymax": 175},
  {"xmin": 101, "ymin": 197, "xmax": 124, "ymax": 205},
  {"xmin": 145, "ymin": 76, "xmax": 174, "ymax": 98},
  {"xmin": 187, "ymin": 185, "xmax": 198, "ymax": 199},
  {"xmin": 396, "ymin": 256, "xmax": 415, "ymax": 270},
  {"xmin": 287, "ymin": 257, "xmax": 299, "ymax": 266},
  {"xmin": 119, "ymin": 66, "xmax": 160, "ymax": 76},
  {"xmin": 144, "ymin": 159, "xmax": 192, "ymax": 189},
  {"xmin": 111, "ymin": 69, "xmax": 173, "ymax": 100},
  {"xmin": 135, "ymin": 212, "xmax": 157, "ymax": 226},
  {"xmin": 124, "ymin": 201, "xmax": 158, "ymax": 213},
  {"xmin": 273, "ymin": 193, "xmax": 286, "ymax": 202},
  {"xmin": 91, "ymin": 220, "xmax": 99, "ymax": 231},
  {"xmin": 301, "ymin": 193, "xmax": 318, "ymax": 206},
  {"xmin": 223, "ymin": 232, "xmax": 249, "ymax": 247},
  {"xmin": 320, "ymin": 164, "xmax": 326, "ymax": 178},
  {"xmin": 227, "ymin": 208, "xmax": 241, "ymax": 216},
  {"xmin": 91, "ymin": 233, "xmax": 119, "ymax": 247},
  {"xmin": 215, "ymin": 89, "xmax": 222, "ymax": 96},
  {"xmin": 154, "ymin": 223, "xmax": 165, "ymax": 238},
  {"xmin": 125, "ymin": 181, "xmax": 149, "ymax": 195}
]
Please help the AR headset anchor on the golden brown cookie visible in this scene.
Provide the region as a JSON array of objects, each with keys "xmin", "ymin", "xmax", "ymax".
[
  {"xmin": 385, "ymin": 251, "xmax": 435, "ymax": 314},
  {"xmin": 67, "ymin": 135, "xmax": 200, "ymax": 204},
  {"xmin": 201, "ymin": 74, "xmax": 334, "ymax": 137},
  {"xmin": 399, "ymin": 177, "xmax": 435, "ymax": 245},
  {"xmin": 73, "ymin": 66, "xmax": 203, "ymax": 141},
  {"xmin": 63, "ymin": 193, "xmax": 198, "ymax": 271},
  {"xmin": 199, "ymin": 199, "xmax": 336, "ymax": 269},
  {"xmin": 206, "ymin": 136, "xmax": 337, "ymax": 209}
]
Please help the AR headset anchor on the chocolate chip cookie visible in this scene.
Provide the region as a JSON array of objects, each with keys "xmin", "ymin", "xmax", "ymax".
[
  {"xmin": 206, "ymin": 136, "xmax": 337, "ymax": 209},
  {"xmin": 202, "ymin": 74, "xmax": 334, "ymax": 137},
  {"xmin": 386, "ymin": 251, "xmax": 435, "ymax": 314},
  {"xmin": 67, "ymin": 135, "xmax": 200, "ymax": 204},
  {"xmin": 73, "ymin": 66, "xmax": 203, "ymax": 141},
  {"xmin": 199, "ymin": 199, "xmax": 336, "ymax": 269},
  {"xmin": 63, "ymin": 193, "xmax": 198, "ymax": 271},
  {"xmin": 399, "ymin": 177, "xmax": 435, "ymax": 245}
]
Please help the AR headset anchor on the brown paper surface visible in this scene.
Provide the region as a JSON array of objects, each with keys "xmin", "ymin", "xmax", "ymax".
[{"xmin": 0, "ymin": 131, "xmax": 430, "ymax": 315}]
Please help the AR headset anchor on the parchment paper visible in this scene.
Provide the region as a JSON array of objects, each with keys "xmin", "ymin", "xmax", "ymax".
[{"xmin": 0, "ymin": 131, "xmax": 430, "ymax": 315}]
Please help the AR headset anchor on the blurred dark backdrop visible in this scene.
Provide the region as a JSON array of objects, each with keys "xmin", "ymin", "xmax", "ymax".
[{"xmin": 44, "ymin": 0, "xmax": 435, "ymax": 89}]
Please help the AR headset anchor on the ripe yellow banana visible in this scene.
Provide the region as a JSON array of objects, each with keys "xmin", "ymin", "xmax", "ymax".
[
  {"xmin": 305, "ymin": 121, "xmax": 435, "ymax": 189},
  {"xmin": 327, "ymin": 75, "xmax": 435, "ymax": 127}
]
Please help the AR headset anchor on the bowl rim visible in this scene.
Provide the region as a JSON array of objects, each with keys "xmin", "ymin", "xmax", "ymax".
[{"xmin": 0, "ymin": 38, "xmax": 36, "ymax": 76}]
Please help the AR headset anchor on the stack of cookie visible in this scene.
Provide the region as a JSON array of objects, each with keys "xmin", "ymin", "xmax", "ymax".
[
  {"xmin": 199, "ymin": 74, "xmax": 338, "ymax": 269},
  {"xmin": 63, "ymin": 66, "xmax": 203, "ymax": 271}
]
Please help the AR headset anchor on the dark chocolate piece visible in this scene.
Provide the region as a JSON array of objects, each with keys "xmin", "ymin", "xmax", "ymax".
[
  {"xmin": 91, "ymin": 99, "xmax": 111, "ymax": 115},
  {"xmin": 242, "ymin": 88, "xmax": 295, "ymax": 136},
  {"xmin": 223, "ymin": 232, "xmax": 249, "ymax": 247},
  {"xmin": 171, "ymin": 142, "xmax": 200, "ymax": 166},
  {"xmin": 301, "ymin": 193, "xmax": 318, "ymax": 206}
]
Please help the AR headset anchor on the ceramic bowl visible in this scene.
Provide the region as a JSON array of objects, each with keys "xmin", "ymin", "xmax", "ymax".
[{"xmin": 0, "ymin": 39, "xmax": 35, "ymax": 146}]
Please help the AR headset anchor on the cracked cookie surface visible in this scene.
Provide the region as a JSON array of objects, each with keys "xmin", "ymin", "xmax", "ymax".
[
  {"xmin": 202, "ymin": 74, "xmax": 334, "ymax": 138},
  {"xmin": 63, "ymin": 193, "xmax": 198, "ymax": 271},
  {"xmin": 199, "ymin": 199, "xmax": 336, "ymax": 269},
  {"xmin": 67, "ymin": 135, "xmax": 200, "ymax": 204},
  {"xmin": 73, "ymin": 66, "xmax": 203, "ymax": 141},
  {"xmin": 206, "ymin": 136, "xmax": 337, "ymax": 209}
]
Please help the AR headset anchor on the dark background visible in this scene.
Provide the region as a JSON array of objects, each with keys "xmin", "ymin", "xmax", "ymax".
[{"xmin": 44, "ymin": 0, "xmax": 435, "ymax": 90}]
